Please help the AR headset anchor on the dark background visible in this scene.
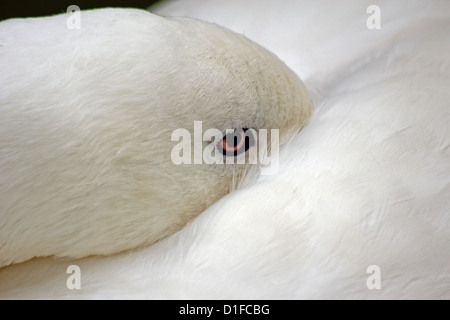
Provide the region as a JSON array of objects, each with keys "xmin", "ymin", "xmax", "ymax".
[{"xmin": 0, "ymin": 0, "xmax": 162, "ymax": 21}]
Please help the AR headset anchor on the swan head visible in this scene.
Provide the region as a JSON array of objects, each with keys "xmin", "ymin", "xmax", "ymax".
[{"xmin": 0, "ymin": 8, "xmax": 313, "ymax": 266}]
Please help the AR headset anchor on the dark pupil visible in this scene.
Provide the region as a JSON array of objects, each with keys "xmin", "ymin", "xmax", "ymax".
[
  {"xmin": 226, "ymin": 132, "xmax": 242, "ymax": 148},
  {"xmin": 222, "ymin": 128, "xmax": 251, "ymax": 156}
]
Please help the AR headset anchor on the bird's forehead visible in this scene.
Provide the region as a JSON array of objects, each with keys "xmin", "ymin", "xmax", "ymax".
[{"xmin": 163, "ymin": 17, "xmax": 312, "ymax": 139}]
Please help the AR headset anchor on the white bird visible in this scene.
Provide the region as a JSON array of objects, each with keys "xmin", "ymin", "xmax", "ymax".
[
  {"xmin": 0, "ymin": 8, "xmax": 313, "ymax": 267},
  {"xmin": 1, "ymin": 0, "xmax": 449, "ymax": 299}
]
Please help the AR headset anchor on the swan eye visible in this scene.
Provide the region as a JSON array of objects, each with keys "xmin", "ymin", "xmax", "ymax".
[{"xmin": 218, "ymin": 128, "xmax": 254, "ymax": 156}]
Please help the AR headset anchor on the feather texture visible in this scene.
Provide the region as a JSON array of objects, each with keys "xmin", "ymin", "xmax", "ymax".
[{"xmin": 0, "ymin": 0, "xmax": 449, "ymax": 299}]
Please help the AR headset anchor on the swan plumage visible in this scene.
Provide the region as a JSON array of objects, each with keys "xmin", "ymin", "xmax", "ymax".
[
  {"xmin": 0, "ymin": 8, "xmax": 312, "ymax": 267},
  {"xmin": 1, "ymin": 0, "xmax": 449, "ymax": 299}
]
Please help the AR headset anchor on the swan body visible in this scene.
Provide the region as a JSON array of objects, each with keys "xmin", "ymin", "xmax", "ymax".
[
  {"xmin": 0, "ymin": 8, "xmax": 312, "ymax": 267},
  {"xmin": 0, "ymin": 0, "xmax": 449, "ymax": 299}
]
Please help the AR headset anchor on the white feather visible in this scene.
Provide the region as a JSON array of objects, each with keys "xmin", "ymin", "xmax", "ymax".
[{"xmin": 0, "ymin": 0, "xmax": 449, "ymax": 299}]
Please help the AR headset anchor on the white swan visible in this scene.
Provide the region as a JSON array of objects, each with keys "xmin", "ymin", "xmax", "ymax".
[
  {"xmin": 0, "ymin": 8, "xmax": 313, "ymax": 267},
  {"xmin": 1, "ymin": 0, "xmax": 449, "ymax": 299}
]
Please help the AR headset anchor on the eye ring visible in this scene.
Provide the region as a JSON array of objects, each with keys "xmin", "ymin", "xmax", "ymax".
[{"xmin": 217, "ymin": 128, "xmax": 255, "ymax": 157}]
